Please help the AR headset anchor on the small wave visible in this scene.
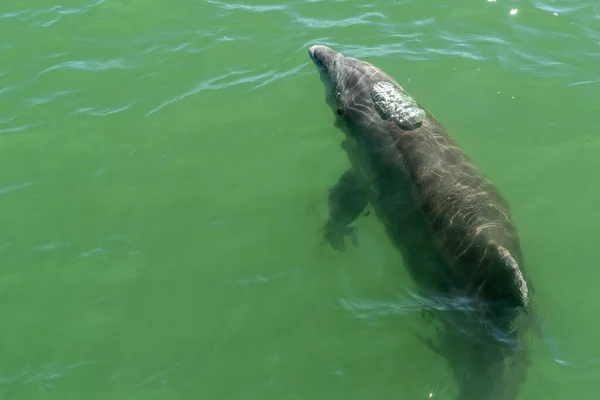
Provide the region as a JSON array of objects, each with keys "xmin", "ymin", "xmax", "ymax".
[
  {"xmin": 205, "ymin": 0, "xmax": 287, "ymax": 13},
  {"xmin": 135, "ymin": 72, "xmax": 158, "ymax": 81},
  {"xmin": 424, "ymin": 47, "xmax": 485, "ymax": 61},
  {"xmin": 74, "ymin": 104, "xmax": 134, "ymax": 116},
  {"xmin": 438, "ymin": 31, "xmax": 510, "ymax": 45},
  {"xmin": 167, "ymin": 42, "xmax": 208, "ymax": 54},
  {"xmin": 568, "ymin": 78, "xmax": 600, "ymax": 87},
  {"xmin": 246, "ymin": 62, "xmax": 308, "ymax": 91},
  {"xmin": 496, "ymin": 47, "xmax": 573, "ymax": 77},
  {"xmin": 529, "ymin": 0, "xmax": 589, "ymax": 14},
  {"xmin": 146, "ymin": 63, "xmax": 307, "ymax": 115},
  {"xmin": 0, "ymin": 115, "xmax": 18, "ymax": 124},
  {"xmin": 32, "ymin": 241, "xmax": 72, "ymax": 252},
  {"xmin": 0, "ymin": 121, "xmax": 43, "ymax": 134},
  {"xmin": 42, "ymin": 52, "xmax": 68, "ymax": 60},
  {"xmin": 340, "ymin": 291, "xmax": 480, "ymax": 322},
  {"xmin": 333, "ymin": 43, "xmax": 424, "ymax": 59},
  {"xmin": 131, "ymin": 27, "xmax": 226, "ymax": 46},
  {"xmin": 545, "ymin": 330, "xmax": 600, "ymax": 370},
  {"xmin": 34, "ymin": 17, "xmax": 60, "ymax": 27},
  {"xmin": 339, "ymin": 297, "xmax": 425, "ymax": 320},
  {"xmin": 292, "ymin": 12, "xmax": 387, "ymax": 28},
  {"xmin": 0, "ymin": 123, "xmax": 42, "ymax": 135},
  {"xmin": 0, "ymin": 361, "xmax": 98, "ymax": 390},
  {"xmin": 33, "ymin": 0, "xmax": 107, "ymax": 17},
  {"xmin": 576, "ymin": 23, "xmax": 600, "ymax": 42},
  {"xmin": 0, "ymin": 9, "xmax": 30, "ymax": 19},
  {"xmin": 26, "ymin": 89, "xmax": 81, "ymax": 106},
  {"xmin": 128, "ymin": 362, "xmax": 182, "ymax": 389},
  {"xmin": 0, "ymin": 85, "xmax": 16, "ymax": 96},
  {"xmin": 38, "ymin": 59, "xmax": 134, "ymax": 76},
  {"xmin": 412, "ymin": 17, "xmax": 436, "ymax": 26},
  {"xmin": 0, "ymin": 181, "xmax": 38, "ymax": 196},
  {"xmin": 77, "ymin": 247, "xmax": 110, "ymax": 258},
  {"xmin": 1, "ymin": 0, "xmax": 106, "ymax": 22},
  {"xmin": 231, "ymin": 271, "xmax": 288, "ymax": 285}
]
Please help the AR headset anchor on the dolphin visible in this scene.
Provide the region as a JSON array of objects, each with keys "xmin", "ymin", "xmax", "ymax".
[{"xmin": 308, "ymin": 44, "xmax": 538, "ymax": 400}]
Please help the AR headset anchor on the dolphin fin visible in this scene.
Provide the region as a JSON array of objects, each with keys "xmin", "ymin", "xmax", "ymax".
[{"xmin": 323, "ymin": 168, "xmax": 368, "ymax": 251}]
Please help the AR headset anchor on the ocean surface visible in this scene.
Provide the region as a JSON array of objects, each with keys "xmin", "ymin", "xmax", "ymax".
[{"xmin": 1, "ymin": 0, "xmax": 599, "ymax": 398}]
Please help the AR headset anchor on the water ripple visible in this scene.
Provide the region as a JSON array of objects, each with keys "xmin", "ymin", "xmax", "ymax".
[
  {"xmin": 74, "ymin": 104, "xmax": 134, "ymax": 117},
  {"xmin": 205, "ymin": 0, "xmax": 287, "ymax": 13},
  {"xmin": 425, "ymin": 46, "xmax": 485, "ymax": 61},
  {"xmin": 77, "ymin": 248, "xmax": 110, "ymax": 258},
  {"xmin": 0, "ymin": 361, "xmax": 98, "ymax": 392},
  {"xmin": 529, "ymin": 0, "xmax": 589, "ymax": 14},
  {"xmin": 38, "ymin": 59, "xmax": 134, "ymax": 76},
  {"xmin": 0, "ymin": 9, "xmax": 29, "ymax": 19},
  {"xmin": 41, "ymin": 0, "xmax": 107, "ymax": 16},
  {"xmin": 2, "ymin": 0, "xmax": 108, "ymax": 22},
  {"xmin": 0, "ymin": 123, "xmax": 42, "ymax": 135},
  {"xmin": 34, "ymin": 18, "xmax": 60, "ymax": 28},
  {"xmin": 339, "ymin": 297, "xmax": 424, "ymax": 321},
  {"xmin": 246, "ymin": 62, "xmax": 308, "ymax": 91},
  {"xmin": 330, "ymin": 42, "xmax": 425, "ymax": 59},
  {"xmin": 292, "ymin": 12, "xmax": 387, "ymax": 28},
  {"xmin": 146, "ymin": 63, "xmax": 308, "ymax": 115},
  {"xmin": 0, "ymin": 182, "xmax": 38, "ymax": 196},
  {"xmin": 26, "ymin": 90, "xmax": 81, "ymax": 106},
  {"xmin": 568, "ymin": 79, "xmax": 600, "ymax": 87},
  {"xmin": 43, "ymin": 52, "xmax": 69, "ymax": 60},
  {"xmin": 497, "ymin": 47, "xmax": 573, "ymax": 77},
  {"xmin": 32, "ymin": 241, "xmax": 72, "ymax": 252},
  {"xmin": 0, "ymin": 115, "xmax": 18, "ymax": 124},
  {"xmin": 0, "ymin": 85, "xmax": 16, "ymax": 96}
]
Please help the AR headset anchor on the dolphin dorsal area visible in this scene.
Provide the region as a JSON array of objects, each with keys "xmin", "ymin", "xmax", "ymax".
[{"xmin": 371, "ymin": 81, "xmax": 426, "ymax": 130}]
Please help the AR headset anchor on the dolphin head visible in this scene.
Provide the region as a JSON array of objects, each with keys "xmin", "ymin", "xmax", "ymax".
[
  {"xmin": 308, "ymin": 45, "xmax": 347, "ymax": 114},
  {"xmin": 309, "ymin": 44, "xmax": 423, "ymax": 132}
]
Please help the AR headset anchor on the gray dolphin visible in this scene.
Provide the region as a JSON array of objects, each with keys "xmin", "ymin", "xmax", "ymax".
[{"xmin": 309, "ymin": 44, "xmax": 538, "ymax": 400}]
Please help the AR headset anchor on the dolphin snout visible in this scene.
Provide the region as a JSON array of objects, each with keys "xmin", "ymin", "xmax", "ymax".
[
  {"xmin": 308, "ymin": 45, "xmax": 323, "ymax": 62},
  {"xmin": 309, "ymin": 45, "xmax": 331, "ymax": 57},
  {"xmin": 308, "ymin": 45, "xmax": 339, "ymax": 68}
]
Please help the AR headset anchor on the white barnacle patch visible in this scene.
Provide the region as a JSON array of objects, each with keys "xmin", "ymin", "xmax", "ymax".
[{"xmin": 371, "ymin": 81, "xmax": 426, "ymax": 130}]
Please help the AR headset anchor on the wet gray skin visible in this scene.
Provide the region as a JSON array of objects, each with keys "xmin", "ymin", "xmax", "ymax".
[{"xmin": 309, "ymin": 44, "xmax": 538, "ymax": 400}]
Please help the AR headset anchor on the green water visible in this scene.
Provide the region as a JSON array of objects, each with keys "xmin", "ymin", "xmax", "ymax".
[{"xmin": 1, "ymin": 0, "xmax": 599, "ymax": 398}]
